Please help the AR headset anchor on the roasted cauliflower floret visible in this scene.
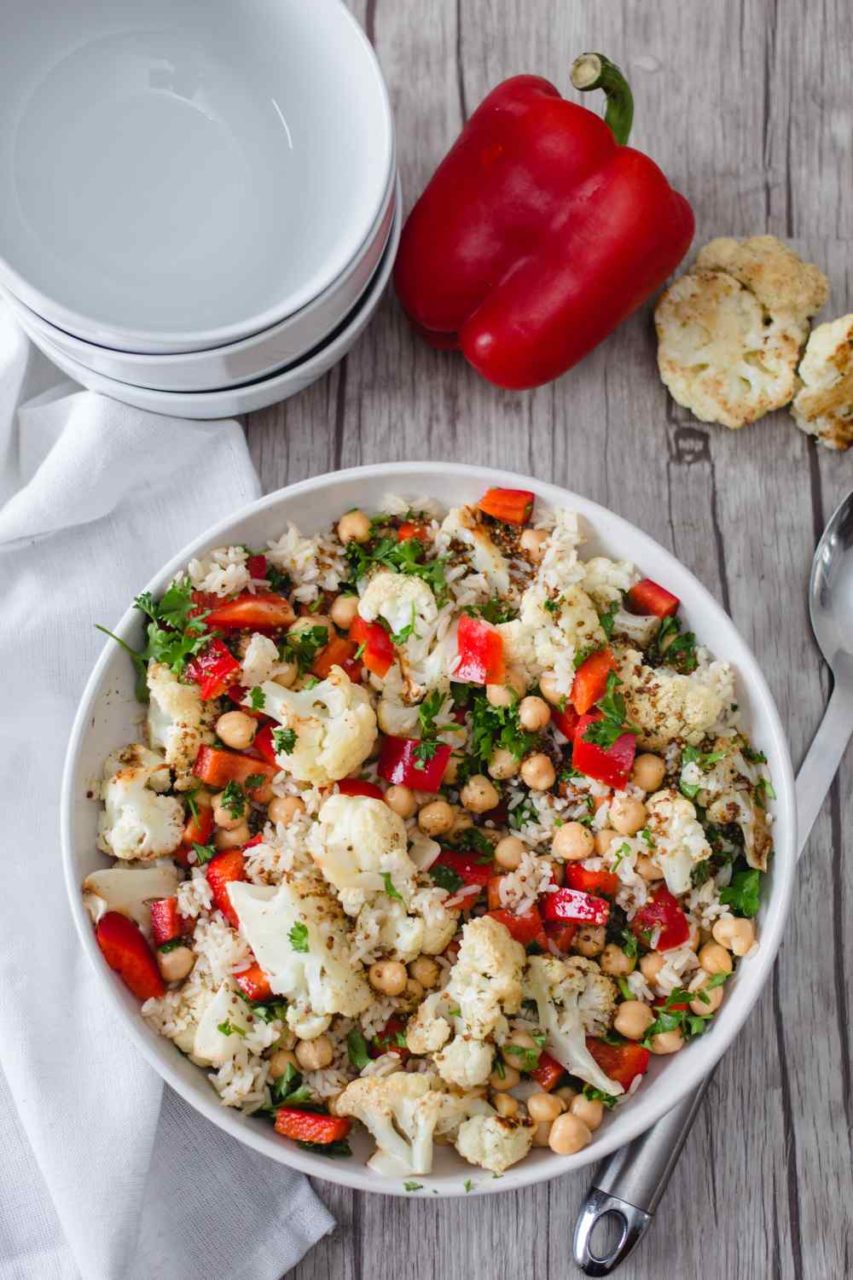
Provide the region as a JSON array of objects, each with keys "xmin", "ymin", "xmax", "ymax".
[
  {"xmin": 97, "ymin": 744, "xmax": 184, "ymax": 861},
  {"xmin": 582, "ymin": 556, "xmax": 637, "ymax": 609},
  {"xmin": 438, "ymin": 506, "xmax": 511, "ymax": 595},
  {"xmin": 309, "ymin": 793, "xmax": 417, "ymax": 914},
  {"xmin": 618, "ymin": 648, "xmax": 726, "ymax": 749},
  {"xmin": 453, "ymin": 1112, "xmax": 536, "ymax": 1175},
  {"xmin": 82, "ymin": 862, "xmax": 179, "ymax": 934},
  {"xmin": 252, "ymin": 666, "xmax": 377, "ymax": 784},
  {"xmin": 359, "ymin": 571, "xmax": 438, "ymax": 643},
  {"xmin": 434, "ymin": 1036, "xmax": 495, "ymax": 1090},
  {"xmin": 146, "ymin": 662, "xmax": 213, "ymax": 790},
  {"xmin": 500, "ymin": 582, "xmax": 604, "ymax": 695},
  {"xmin": 645, "ymin": 788, "xmax": 712, "ymax": 895},
  {"xmin": 406, "ymin": 992, "xmax": 452, "ymax": 1055},
  {"xmin": 443, "ymin": 916, "xmax": 525, "ymax": 1041},
  {"xmin": 524, "ymin": 955, "xmax": 621, "ymax": 1096},
  {"xmin": 241, "ymin": 632, "xmax": 288, "ymax": 686},
  {"xmin": 687, "ymin": 738, "xmax": 773, "ymax": 871},
  {"xmin": 696, "ymin": 236, "xmax": 828, "ymax": 326},
  {"xmin": 791, "ymin": 313, "xmax": 853, "ymax": 451}
]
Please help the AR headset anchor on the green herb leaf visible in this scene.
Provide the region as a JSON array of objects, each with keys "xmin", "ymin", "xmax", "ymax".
[
  {"xmin": 381, "ymin": 872, "xmax": 404, "ymax": 903},
  {"xmin": 582, "ymin": 1085, "xmax": 619, "ymax": 1109},
  {"xmin": 249, "ymin": 686, "xmax": 266, "ymax": 710},
  {"xmin": 403, "ymin": 1181, "xmax": 423, "ymax": 1192},
  {"xmin": 217, "ymin": 1019, "xmax": 246, "ymax": 1038},
  {"xmin": 464, "ymin": 1179, "xmax": 474, "ymax": 1193},
  {"xmin": 272, "ymin": 727, "xmax": 298, "ymax": 755},
  {"xmin": 346, "ymin": 1029, "xmax": 370, "ymax": 1070},
  {"xmin": 282, "ymin": 624, "xmax": 330, "ymax": 673},
  {"xmin": 582, "ymin": 672, "xmax": 638, "ymax": 748},
  {"xmin": 598, "ymin": 600, "xmax": 619, "ymax": 639},
  {"xmin": 297, "ymin": 1138, "xmax": 352, "ymax": 1158},
  {"xmin": 344, "ymin": 535, "xmax": 449, "ymax": 604},
  {"xmin": 430, "ymin": 863, "xmax": 464, "ymax": 894},
  {"xmin": 502, "ymin": 1042, "xmax": 542, "ymax": 1073},
  {"xmin": 719, "ymin": 866, "xmax": 761, "ymax": 918},
  {"xmin": 288, "ymin": 922, "xmax": 310, "ymax": 953},
  {"xmin": 220, "ymin": 780, "xmax": 245, "ymax": 818},
  {"xmin": 191, "ymin": 841, "xmax": 217, "ymax": 866}
]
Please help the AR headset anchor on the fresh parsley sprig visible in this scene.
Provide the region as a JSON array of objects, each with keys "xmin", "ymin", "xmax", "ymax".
[{"xmin": 582, "ymin": 672, "xmax": 639, "ymax": 748}]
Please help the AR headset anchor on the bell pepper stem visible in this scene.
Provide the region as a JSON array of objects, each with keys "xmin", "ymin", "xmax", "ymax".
[{"xmin": 570, "ymin": 53, "xmax": 634, "ymax": 146}]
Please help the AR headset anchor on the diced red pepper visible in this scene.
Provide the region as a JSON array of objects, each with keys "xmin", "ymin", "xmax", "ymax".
[
  {"xmin": 571, "ymin": 647, "xmax": 616, "ymax": 715},
  {"xmin": 540, "ymin": 886, "xmax": 610, "ymax": 925},
  {"xmin": 586, "ymin": 1038, "xmax": 651, "ymax": 1090},
  {"xmin": 235, "ymin": 961, "xmax": 273, "ymax": 1003},
  {"xmin": 626, "ymin": 578, "xmax": 680, "ymax": 619},
  {"xmin": 564, "ymin": 864, "xmax": 620, "ymax": 898},
  {"xmin": 551, "ymin": 703, "xmax": 580, "ymax": 740},
  {"xmin": 206, "ymin": 849, "xmax": 246, "ymax": 928},
  {"xmin": 434, "ymin": 851, "xmax": 493, "ymax": 890},
  {"xmin": 486, "ymin": 905, "xmax": 548, "ymax": 948},
  {"xmin": 543, "ymin": 919, "xmax": 579, "ymax": 952},
  {"xmin": 246, "ymin": 554, "xmax": 268, "ymax": 579},
  {"xmin": 455, "ymin": 614, "xmax": 506, "ymax": 685},
  {"xmin": 95, "ymin": 912, "xmax": 165, "ymax": 1001},
  {"xmin": 370, "ymin": 1016, "xmax": 410, "ymax": 1061},
  {"xmin": 476, "ymin": 487, "xmax": 535, "ymax": 525},
  {"xmin": 312, "ymin": 634, "xmax": 360, "ymax": 680},
  {"xmin": 653, "ymin": 994, "xmax": 688, "ymax": 1013},
  {"xmin": 572, "ymin": 714, "xmax": 636, "ymax": 790},
  {"xmin": 203, "ymin": 592, "xmax": 295, "ymax": 631},
  {"xmin": 181, "ymin": 803, "xmax": 214, "ymax": 849},
  {"xmin": 185, "ymin": 638, "xmax": 241, "ymax": 700},
  {"xmin": 349, "ymin": 616, "xmax": 396, "ymax": 678},
  {"xmin": 252, "ymin": 724, "xmax": 278, "ymax": 767},
  {"xmin": 377, "ymin": 735, "xmax": 452, "ymax": 791},
  {"xmin": 274, "ymin": 1108, "xmax": 351, "ymax": 1145},
  {"xmin": 531, "ymin": 1051, "xmax": 564, "ymax": 1092},
  {"xmin": 397, "ymin": 520, "xmax": 428, "ymax": 542},
  {"xmin": 630, "ymin": 885, "xmax": 691, "ymax": 952},
  {"xmin": 150, "ymin": 898, "xmax": 192, "ymax": 947},
  {"xmin": 193, "ymin": 746, "xmax": 276, "ymax": 798},
  {"xmin": 337, "ymin": 778, "xmax": 384, "ymax": 799}
]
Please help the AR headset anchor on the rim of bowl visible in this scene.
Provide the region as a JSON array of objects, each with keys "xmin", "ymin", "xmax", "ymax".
[
  {"xmin": 0, "ymin": 0, "xmax": 394, "ymax": 354},
  {"xmin": 61, "ymin": 462, "xmax": 797, "ymax": 1196}
]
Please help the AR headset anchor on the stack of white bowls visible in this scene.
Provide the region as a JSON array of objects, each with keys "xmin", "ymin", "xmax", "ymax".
[{"xmin": 0, "ymin": 0, "xmax": 398, "ymax": 418}]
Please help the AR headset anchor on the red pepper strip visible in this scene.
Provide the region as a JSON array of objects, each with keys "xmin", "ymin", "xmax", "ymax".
[
  {"xmin": 626, "ymin": 578, "xmax": 679, "ymax": 619},
  {"xmin": 531, "ymin": 1051, "xmax": 565, "ymax": 1091},
  {"xmin": 586, "ymin": 1038, "xmax": 650, "ymax": 1090},
  {"xmin": 192, "ymin": 746, "xmax": 276, "ymax": 798},
  {"xmin": 337, "ymin": 778, "xmax": 384, "ymax": 799},
  {"xmin": 631, "ymin": 885, "xmax": 690, "ymax": 952},
  {"xmin": 397, "ymin": 520, "xmax": 428, "ymax": 542},
  {"xmin": 150, "ymin": 898, "xmax": 192, "ymax": 947},
  {"xmin": 370, "ymin": 1016, "xmax": 410, "ymax": 1061},
  {"xmin": 543, "ymin": 919, "xmax": 579, "ymax": 953},
  {"xmin": 572, "ymin": 714, "xmax": 636, "ymax": 789},
  {"xmin": 551, "ymin": 703, "xmax": 580, "ymax": 740},
  {"xmin": 312, "ymin": 634, "xmax": 361, "ymax": 682},
  {"xmin": 205, "ymin": 850, "xmax": 246, "ymax": 929},
  {"xmin": 246, "ymin": 554, "xmax": 268, "ymax": 580},
  {"xmin": 252, "ymin": 724, "xmax": 278, "ymax": 767},
  {"xmin": 394, "ymin": 58, "xmax": 694, "ymax": 390},
  {"xmin": 455, "ymin": 613, "xmax": 506, "ymax": 684},
  {"xmin": 349, "ymin": 616, "xmax": 395, "ymax": 678},
  {"xmin": 185, "ymin": 638, "xmax": 241, "ymax": 700},
  {"xmin": 203, "ymin": 592, "xmax": 295, "ymax": 631},
  {"xmin": 476, "ymin": 488, "xmax": 535, "ymax": 525},
  {"xmin": 235, "ymin": 961, "xmax": 273, "ymax": 1003},
  {"xmin": 274, "ymin": 1108, "xmax": 351, "ymax": 1145},
  {"xmin": 95, "ymin": 912, "xmax": 165, "ymax": 1001},
  {"xmin": 540, "ymin": 886, "xmax": 610, "ymax": 925},
  {"xmin": 434, "ymin": 851, "xmax": 493, "ymax": 890},
  {"xmin": 571, "ymin": 647, "xmax": 616, "ymax": 715},
  {"xmin": 377, "ymin": 736, "xmax": 452, "ymax": 791},
  {"xmin": 175, "ymin": 804, "xmax": 215, "ymax": 867},
  {"xmin": 486, "ymin": 905, "xmax": 548, "ymax": 948},
  {"xmin": 564, "ymin": 864, "xmax": 620, "ymax": 897}
]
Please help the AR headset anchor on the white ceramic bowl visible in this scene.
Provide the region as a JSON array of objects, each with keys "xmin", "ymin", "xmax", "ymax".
[
  {"xmin": 13, "ymin": 192, "xmax": 401, "ymax": 419},
  {"xmin": 1, "ymin": 165, "xmax": 398, "ymax": 391},
  {"xmin": 61, "ymin": 463, "xmax": 796, "ymax": 1197},
  {"xmin": 0, "ymin": 0, "xmax": 393, "ymax": 353}
]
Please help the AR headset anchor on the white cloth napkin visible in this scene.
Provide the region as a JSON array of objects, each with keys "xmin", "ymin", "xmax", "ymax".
[{"xmin": 0, "ymin": 306, "xmax": 334, "ymax": 1280}]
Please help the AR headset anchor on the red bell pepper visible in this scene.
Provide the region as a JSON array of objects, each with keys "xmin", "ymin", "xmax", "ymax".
[
  {"xmin": 571, "ymin": 648, "xmax": 616, "ymax": 715},
  {"xmin": 397, "ymin": 520, "xmax": 428, "ymax": 542},
  {"xmin": 274, "ymin": 1108, "xmax": 351, "ymax": 1145},
  {"xmin": 572, "ymin": 714, "xmax": 636, "ymax": 789},
  {"xmin": 95, "ymin": 912, "xmax": 165, "ymax": 1001},
  {"xmin": 543, "ymin": 919, "xmax": 579, "ymax": 952},
  {"xmin": 476, "ymin": 488, "xmax": 535, "ymax": 525},
  {"xmin": 486, "ymin": 905, "xmax": 548, "ymax": 948},
  {"xmin": 394, "ymin": 53, "xmax": 694, "ymax": 390},
  {"xmin": 312, "ymin": 634, "xmax": 360, "ymax": 680},
  {"xmin": 630, "ymin": 885, "xmax": 690, "ymax": 951},
  {"xmin": 377, "ymin": 736, "xmax": 451, "ymax": 791},
  {"xmin": 337, "ymin": 778, "xmax": 384, "ymax": 799},
  {"xmin": 540, "ymin": 886, "xmax": 610, "ymax": 926},
  {"xmin": 564, "ymin": 864, "xmax": 620, "ymax": 898},
  {"xmin": 370, "ymin": 1016, "xmax": 410, "ymax": 1061},
  {"xmin": 455, "ymin": 614, "xmax": 506, "ymax": 684},
  {"xmin": 186, "ymin": 638, "xmax": 241, "ymax": 700},
  {"xmin": 235, "ymin": 961, "xmax": 273, "ymax": 1003},
  {"xmin": 192, "ymin": 746, "xmax": 276, "ymax": 798},
  {"xmin": 627, "ymin": 578, "xmax": 680, "ymax": 618},
  {"xmin": 150, "ymin": 898, "xmax": 192, "ymax": 947},
  {"xmin": 252, "ymin": 724, "xmax": 278, "ymax": 767},
  {"xmin": 434, "ymin": 851, "xmax": 493, "ymax": 891},
  {"xmin": 206, "ymin": 849, "xmax": 247, "ymax": 928},
  {"xmin": 531, "ymin": 1051, "xmax": 565, "ymax": 1092},
  {"xmin": 551, "ymin": 703, "xmax": 580, "ymax": 741},
  {"xmin": 349, "ymin": 616, "xmax": 395, "ymax": 678},
  {"xmin": 586, "ymin": 1038, "xmax": 650, "ymax": 1089},
  {"xmin": 180, "ymin": 803, "xmax": 214, "ymax": 850},
  {"xmin": 246, "ymin": 554, "xmax": 268, "ymax": 580},
  {"xmin": 203, "ymin": 592, "xmax": 295, "ymax": 631}
]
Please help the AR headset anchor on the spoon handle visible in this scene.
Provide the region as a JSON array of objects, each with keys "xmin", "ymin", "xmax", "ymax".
[{"xmin": 794, "ymin": 682, "xmax": 853, "ymax": 856}]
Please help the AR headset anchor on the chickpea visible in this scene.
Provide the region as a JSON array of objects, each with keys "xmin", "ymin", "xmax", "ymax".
[
  {"xmin": 688, "ymin": 973, "xmax": 725, "ymax": 1018},
  {"xmin": 488, "ymin": 747, "xmax": 520, "ymax": 780},
  {"xmin": 614, "ymin": 1000, "xmax": 655, "ymax": 1041},
  {"xmin": 215, "ymin": 710, "xmax": 257, "ymax": 751},
  {"xmin": 520, "ymin": 753, "xmax": 556, "ymax": 792},
  {"xmin": 329, "ymin": 593, "xmax": 360, "ymax": 630},
  {"xmin": 486, "ymin": 670, "xmax": 525, "ymax": 707},
  {"xmin": 337, "ymin": 509, "xmax": 371, "ymax": 544},
  {"xmin": 500, "ymin": 1031, "xmax": 538, "ymax": 1067},
  {"xmin": 532, "ymin": 1120, "xmax": 554, "ymax": 1148},
  {"xmin": 528, "ymin": 1092, "xmax": 564, "ymax": 1123},
  {"xmin": 594, "ymin": 828, "xmax": 619, "ymax": 856},
  {"xmin": 493, "ymin": 1093, "xmax": 520, "ymax": 1118},
  {"xmin": 417, "ymin": 799, "xmax": 455, "ymax": 836},
  {"xmin": 600, "ymin": 944, "xmax": 635, "ymax": 977},
  {"xmin": 489, "ymin": 1064, "xmax": 520, "ymax": 1092},
  {"xmin": 442, "ymin": 753, "xmax": 461, "ymax": 785},
  {"xmin": 385, "ymin": 784, "xmax": 417, "ymax": 819},
  {"xmin": 609, "ymin": 795, "xmax": 647, "ymax": 837},
  {"xmin": 549, "ymin": 1112, "xmax": 592, "ymax": 1155},
  {"xmin": 273, "ymin": 660, "xmax": 298, "ymax": 688},
  {"xmin": 268, "ymin": 795, "xmax": 306, "ymax": 826},
  {"xmin": 570, "ymin": 1094, "xmax": 604, "ymax": 1132},
  {"xmin": 408, "ymin": 956, "xmax": 440, "ymax": 989},
  {"xmin": 368, "ymin": 960, "xmax": 408, "ymax": 996},
  {"xmin": 157, "ymin": 944, "xmax": 195, "ymax": 983},
  {"xmin": 214, "ymin": 821, "xmax": 251, "ymax": 849},
  {"xmin": 554, "ymin": 1085, "xmax": 578, "ymax": 1107},
  {"xmin": 268, "ymin": 1048, "xmax": 299, "ymax": 1079},
  {"xmin": 698, "ymin": 942, "xmax": 733, "ymax": 976},
  {"xmin": 648, "ymin": 1029, "xmax": 684, "ymax": 1056},
  {"xmin": 461, "ymin": 774, "xmax": 500, "ymax": 814},
  {"xmin": 636, "ymin": 854, "xmax": 664, "ymax": 882},
  {"xmin": 212, "ymin": 791, "xmax": 247, "ymax": 831},
  {"xmin": 712, "ymin": 916, "xmax": 756, "ymax": 957},
  {"xmin": 552, "ymin": 821, "xmax": 595, "ymax": 862},
  {"xmin": 631, "ymin": 753, "xmax": 666, "ymax": 793},
  {"xmin": 520, "ymin": 527, "xmax": 549, "ymax": 561},
  {"xmin": 519, "ymin": 695, "xmax": 551, "ymax": 732},
  {"xmin": 494, "ymin": 835, "xmax": 526, "ymax": 871},
  {"xmin": 295, "ymin": 1035, "xmax": 334, "ymax": 1071},
  {"xmin": 639, "ymin": 952, "xmax": 665, "ymax": 985},
  {"xmin": 573, "ymin": 924, "xmax": 606, "ymax": 957},
  {"xmin": 405, "ymin": 978, "xmax": 424, "ymax": 1002},
  {"xmin": 538, "ymin": 674, "xmax": 563, "ymax": 706},
  {"xmin": 289, "ymin": 614, "xmax": 331, "ymax": 638}
]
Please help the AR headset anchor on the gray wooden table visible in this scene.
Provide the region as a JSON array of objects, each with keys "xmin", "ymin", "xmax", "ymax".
[{"xmin": 246, "ymin": 2, "xmax": 853, "ymax": 1275}]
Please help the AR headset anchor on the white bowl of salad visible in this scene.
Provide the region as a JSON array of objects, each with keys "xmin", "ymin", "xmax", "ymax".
[{"xmin": 62, "ymin": 463, "xmax": 796, "ymax": 1196}]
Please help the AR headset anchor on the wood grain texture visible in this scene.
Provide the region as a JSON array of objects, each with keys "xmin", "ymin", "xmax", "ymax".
[{"xmin": 244, "ymin": 2, "xmax": 853, "ymax": 1275}]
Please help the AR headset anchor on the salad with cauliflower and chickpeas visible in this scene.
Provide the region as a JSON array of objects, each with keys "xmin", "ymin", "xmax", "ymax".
[{"xmin": 85, "ymin": 487, "xmax": 773, "ymax": 1184}]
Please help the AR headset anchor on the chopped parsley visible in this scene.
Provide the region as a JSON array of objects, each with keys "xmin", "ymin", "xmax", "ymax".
[
  {"xmin": 265, "ymin": 563, "xmax": 291, "ymax": 595},
  {"xmin": 298, "ymin": 1138, "xmax": 352, "ymax": 1158},
  {"xmin": 414, "ymin": 689, "xmax": 456, "ymax": 764},
  {"xmin": 464, "ymin": 1179, "xmax": 474, "ymax": 1193},
  {"xmin": 282, "ymin": 624, "xmax": 329, "ymax": 673},
  {"xmin": 719, "ymin": 865, "xmax": 761, "ymax": 918},
  {"xmin": 288, "ymin": 922, "xmax": 310, "ymax": 953},
  {"xmin": 640, "ymin": 827, "xmax": 655, "ymax": 848},
  {"xmin": 582, "ymin": 1084, "xmax": 619, "ymax": 1109},
  {"xmin": 543, "ymin": 597, "xmax": 561, "ymax": 616},
  {"xmin": 598, "ymin": 599, "xmax": 619, "ymax": 639},
  {"xmin": 502, "ymin": 1041, "xmax": 542, "ymax": 1073},
  {"xmin": 642, "ymin": 986, "xmax": 716, "ymax": 1044},
  {"xmin": 245, "ymin": 772, "xmax": 266, "ymax": 792},
  {"xmin": 220, "ymin": 780, "xmax": 246, "ymax": 818},
  {"xmin": 430, "ymin": 863, "xmax": 464, "ymax": 894},
  {"xmin": 463, "ymin": 598, "xmax": 518, "ymax": 625},
  {"xmin": 468, "ymin": 690, "xmax": 539, "ymax": 766},
  {"xmin": 346, "ymin": 1029, "xmax": 370, "ymax": 1070},
  {"xmin": 754, "ymin": 776, "xmax": 777, "ymax": 808},
  {"xmin": 743, "ymin": 746, "xmax": 768, "ymax": 764},
  {"xmin": 403, "ymin": 1181, "xmax": 423, "ymax": 1192},
  {"xmin": 191, "ymin": 841, "xmax": 216, "ymax": 866},
  {"xmin": 381, "ymin": 872, "xmax": 404, "ymax": 903},
  {"xmin": 97, "ymin": 576, "xmax": 211, "ymax": 701},
  {"xmin": 272, "ymin": 727, "xmax": 297, "ymax": 755},
  {"xmin": 344, "ymin": 535, "xmax": 449, "ymax": 603},
  {"xmin": 390, "ymin": 604, "xmax": 418, "ymax": 645},
  {"xmin": 647, "ymin": 615, "xmax": 698, "ymax": 674},
  {"xmin": 249, "ymin": 685, "xmax": 266, "ymax": 711},
  {"xmin": 217, "ymin": 1019, "xmax": 246, "ymax": 1038},
  {"xmin": 679, "ymin": 745, "xmax": 727, "ymax": 799},
  {"xmin": 270, "ymin": 1062, "xmax": 313, "ymax": 1106},
  {"xmin": 582, "ymin": 672, "xmax": 639, "ymax": 748}
]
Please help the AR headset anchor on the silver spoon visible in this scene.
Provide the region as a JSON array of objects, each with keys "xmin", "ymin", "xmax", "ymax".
[{"xmin": 573, "ymin": 488, "xmax": 853, "ymax": 1276}]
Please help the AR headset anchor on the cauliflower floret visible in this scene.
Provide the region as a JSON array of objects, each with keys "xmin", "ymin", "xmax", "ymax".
[
  {"xmin": 438, "ymin": 506, "xmax": 511, "ymax": 595},
  {"xmin": 695, "ymin": 236, "xmax": 828, "ymax": 327},
  {"xmin": 524, "ymin": 955, "xmax": 621, "ymax": 1096},
  {"xmin": 409, "ymin": 884, "xmax": 458, "ymax": 954},
  {"xmin": 146, "ymin": 662, "xmax": 213, "ymax": 790},
  {"xmin": 82, "ymin": 862, "xmax": 179, "ymax": 934},
  {"xmin": 689, "ymin": 739, "xmax": 773, "ymax": 871},
  {"xmin": 791, "ymin": 313, "xmax": 853, "ymax": 451},
  {"xmin": 358, "ymin": 571, "xmax": 438, "ymax": 643},
  {"xmin": 191, "ymin": 982, "xmax": 254, "ymax": 1067},
  {"xmin": 453, "ymin": 1113, "xmax": 535, "ymax": 1175},
  {"xmin": 618, "ymin": 648, "xmax": 725, "ymax": 749},
  {"xmin": 582, "ymin": 556, "xmax": 638, "ymax": 610},
  {"xmin": 241, "ymin": 633, "xmax": 288, "ymax": 687},
  {"xmin": 227, "ymin": 875, "xmax": 371, "ymax": 1030},
  {"xmin": 645, "ymin": 788, "xmax": 712, "ymax": 895},
  {"xmin": 309, "ymin": 793, "xmax": 417, "ymax": 913},
  {"xmin": 406, "ymin": 992, "xmax": 452, "ymax": 1055},
  {"xmin": 97, "ymin": 744, "xmax": 184, "ymax": 861},
  {"xmin": 253, "ymin": 666, "xmax": 377, "ymax": 784},
  {"xmin": 433, "ymin": 1036, "xmax": 495, "ymax": 1090},
  {"xmin": 443, "ymin": 916, "xmax": 525, "ymax": 1041},
  {"xmin": 500, "ymin": 581, "xmax": 604, "ymax": 696}
]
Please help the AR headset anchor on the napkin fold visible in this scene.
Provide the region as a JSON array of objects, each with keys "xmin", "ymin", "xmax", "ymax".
[{"xmin": 0, "ymin": 306, "xmax": 334, "ymax": 1280}]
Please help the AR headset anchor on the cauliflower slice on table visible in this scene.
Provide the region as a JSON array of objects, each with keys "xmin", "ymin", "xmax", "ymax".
[
  {"xmin": 617, "ymin": 648, "xmax": 726, "ymax": 750},
  {"xmin": 524, "ymin": 955, "xmax": 621, "ymax": 1096},
  {"xmin": 251, "ymin": 666, "xmax": 377, "ymax": 785},
  {"xmin": 454, "ymin": 1112, "xmax": 536, "ymax": 1175},
  {"xmin": 98, "ymin": 744, "xmax": 184, "ymax": 861},
  {"xmin": 82, "ymin": 861, "xmax": 179, "ymax": 934},
  {"xmin": 791, "ymin": 313, "xmax": 853, "ymax": 451},
  {"xmin": 696, "ymin": 236, "xmax": 828, "ymax": 326},
  {"xmin": 146, "ymin": 662, "xmax": 213, "ymax": 790},
  {"xmin": 644, "ymin": 789, "xmax": 712, "ymax": 895},
  {"xmin": 309, "ymin": 793, "xmax": 417, "ymax": 914},
  {"xmin": 438, "ymin": 506, "xmax": 511, "ymax": 595}
]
